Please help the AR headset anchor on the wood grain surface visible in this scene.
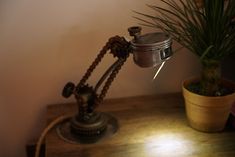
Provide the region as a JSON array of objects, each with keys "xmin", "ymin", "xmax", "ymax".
[{"xmin": 46, "ymin": 93, "xmax": 235, "ymax": 157}]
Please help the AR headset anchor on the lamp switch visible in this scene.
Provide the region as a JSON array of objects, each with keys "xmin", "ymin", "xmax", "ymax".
[{"xmin": 160, "ymin": 47, "xmax": 172, "ymax": 60}]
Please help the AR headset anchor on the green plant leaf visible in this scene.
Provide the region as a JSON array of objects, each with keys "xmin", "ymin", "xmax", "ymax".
[{"xmin": 199, "ymin": 45, "xmax": 214, "ymax": 61}]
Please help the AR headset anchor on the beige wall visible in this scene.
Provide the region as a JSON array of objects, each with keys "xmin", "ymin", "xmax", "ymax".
[{"xmin": 0, "ymin": 1, "xmax": 200, "ymax": 157}]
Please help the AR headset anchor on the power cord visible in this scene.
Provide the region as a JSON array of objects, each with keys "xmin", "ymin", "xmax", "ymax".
[{"xmin": 34, "ymin": 114, "xmax": 72, "ymax": 157}]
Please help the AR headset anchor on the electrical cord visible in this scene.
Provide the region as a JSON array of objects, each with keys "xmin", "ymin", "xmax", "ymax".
[{"xmin": 34, "ymin": 114, "xmax": 72, "ymax": 157}]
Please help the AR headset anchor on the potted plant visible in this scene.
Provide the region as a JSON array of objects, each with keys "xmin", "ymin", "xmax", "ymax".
[{"xmin": 135, "ymin": 0, "xmax": 235, "ymax": 132}]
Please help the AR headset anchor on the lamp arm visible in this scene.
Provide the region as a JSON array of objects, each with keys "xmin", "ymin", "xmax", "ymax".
[
  {"xmin": 96, "ymin": 57, "xmax": 128, "ymax": 105},
  {"xmin": 76, "ymin": 36, "xmax": 131, "ymax": 91},
  {"xmin": 62, "ymin": 36, "xmax": 132, "ymax": 111},
  {"xmin": 94, "ymin": 59, "xmax": 125, "ymax": 93},
  {"xmin": 76, "ymin": 41, "xmax": 110, "ymax": 90}
]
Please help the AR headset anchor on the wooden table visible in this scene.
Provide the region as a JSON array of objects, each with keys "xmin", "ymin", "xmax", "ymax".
[{"xmin": 46, "ymin": 93, "xmax": 235, "ymax": 157}]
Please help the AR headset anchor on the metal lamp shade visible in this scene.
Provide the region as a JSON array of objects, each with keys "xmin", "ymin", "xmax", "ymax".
[{"xmin": 130, "ymin": 32, "xmax": 172, "ymax": 68}]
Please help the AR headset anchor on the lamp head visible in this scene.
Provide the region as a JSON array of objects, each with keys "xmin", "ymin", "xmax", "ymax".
[{"xmin": 128, "ymin": 26, "xmax": 173, "ymax": 68}]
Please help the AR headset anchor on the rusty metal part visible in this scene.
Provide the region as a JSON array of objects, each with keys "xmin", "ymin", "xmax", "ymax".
[
  {"xmin": 61, "ymin": 35, "xmax": 131, "ymax": 139},
  {"xmin": 57, "ymin": 113, "xmax": 118, "ymax": 144},
  {"xmin": 76, "ymin": 36, "xmax": 131, "ymax": 91},
  {"xmin": 74, "ymin": 36, "xmax": 131, "ymax": 107},
  {"xmin": 94, "ymin": 59, "xmax": 123, "ymax": 93},
  {"xmin": 128, "ymin": 26, "xmax": 142, "ymax": 41},
  {"xmin": 98, "ymin": 57, "xmax": 127, "ymax": 103},
  {"xmin": 61, "ymin": 26, "xmax": 173, "ymax": 140},
  {"xmin": 70, "ymin": 112, "xmax": 108, "ymax": 136}
]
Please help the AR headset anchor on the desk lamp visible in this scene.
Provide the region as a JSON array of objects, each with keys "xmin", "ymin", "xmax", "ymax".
[{"xmin": 59, "ymin": 26, "xmax": 172, "ymax": 143}]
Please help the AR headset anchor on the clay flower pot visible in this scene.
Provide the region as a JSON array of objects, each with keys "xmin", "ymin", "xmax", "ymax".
[{"xmin": 182, "ymin": 77, "xmax": 235, "ymax": 132}]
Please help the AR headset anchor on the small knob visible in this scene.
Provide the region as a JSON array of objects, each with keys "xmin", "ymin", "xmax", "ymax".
[
  {"xmin": 62, "ymin": 82, "xmax": 75, "ymax": 98},
  {"xmin": 128, "ymin": 26, "xmax": 142, "ymax": 40}
]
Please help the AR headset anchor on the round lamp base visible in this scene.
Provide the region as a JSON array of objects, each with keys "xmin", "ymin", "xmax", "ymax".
[{"xmin": 57, "ymin": 113, "xmax": 118, "ymax": 144}]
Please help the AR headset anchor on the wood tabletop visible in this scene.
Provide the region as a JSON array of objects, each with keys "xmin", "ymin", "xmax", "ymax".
[{"xmin": 46, "ymin": 93, "xmax": 235, "ymax": 157}]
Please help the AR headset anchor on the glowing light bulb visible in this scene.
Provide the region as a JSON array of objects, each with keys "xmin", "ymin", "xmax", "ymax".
[{"xmin": 152, "ymin": 61, "xmax": 166, "ymax": 81}]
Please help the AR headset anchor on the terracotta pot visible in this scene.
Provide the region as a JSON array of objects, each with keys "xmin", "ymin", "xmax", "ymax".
[{"xmin": 182, "ymin": 77, "xmax": 235, "ymax": 132}]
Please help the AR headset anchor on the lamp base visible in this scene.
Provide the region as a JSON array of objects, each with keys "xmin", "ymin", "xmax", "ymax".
[{"xmin": 57, "ymin": 113, "xmax": 118, "ymax": 144}]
